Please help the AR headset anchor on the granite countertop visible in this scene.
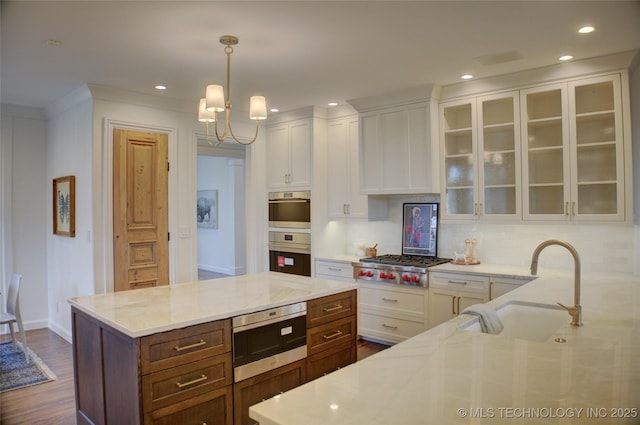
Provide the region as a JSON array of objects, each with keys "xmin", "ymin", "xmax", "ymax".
[
  {"xmin": 250, "ymin": 268, "xmax": 640, "ymax": 424},
  {"xmin": 68, "ymin": 272, "xmax": 357, "ymax": 338}
]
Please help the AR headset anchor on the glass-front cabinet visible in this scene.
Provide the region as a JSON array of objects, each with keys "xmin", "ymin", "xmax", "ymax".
[
  {"xmin": 522, "ymin": 74, "xmax": 625, "ymax": 221},
  {"xmin": 441, "ymin": 92, "xmax": 520, "ymax": 220}
]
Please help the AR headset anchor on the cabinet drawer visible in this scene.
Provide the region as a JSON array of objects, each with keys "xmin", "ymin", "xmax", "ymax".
[
  {"xmin": 306, "ymin": 340, "xmax": 356, "ymax": 382},
  {"xmin": 359, "ymin": 312, "xmax": 426, "ymax": 343},
  {"xmin": 145, "ymin": 385, "xmax": 232, "ymax": 425},
  {"xmin": 359, "ymin": 286, "xmax": 426, "ymax": 316},
  {"xmin": 315, "ymin": 260, "xmax": 354, "ymax": 280},
  {"xmin": 142, "ymin": 352, "xmax": 232, "ymax": 412},
  {"xmin": 235, "ymin": 359, "xmax": 306, "ymax": 425},
  {"xmin": 141, "ymin": 320, "xmax": 231, "ymax": 374},
  {"xmin": 307, "ymin": 290, "xmax": 356, "ymax": 327},
  {"xmin": 307, "ymin": 316, "xmax": 356, "ymax": 356},
  {"xmin": 429, "ymin": 272, "xmax": 490, "ymax": 294}
]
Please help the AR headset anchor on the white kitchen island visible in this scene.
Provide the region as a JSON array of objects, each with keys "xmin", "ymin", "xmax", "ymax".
[{"xmin": 250, "ymin": 269, "xmax": 640, "ymax": 425}]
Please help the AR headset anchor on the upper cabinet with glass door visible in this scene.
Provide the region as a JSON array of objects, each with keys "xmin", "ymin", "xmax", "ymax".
[
  {"xmin": 568, "ymin": 76, "xmax": 625, "ymax": 220},
  {"xmin": 440, "ymin": 92, "xmax": 520, "ymax": 221},
  {"xmin": 522, "ymin": 74, "xmax": 626, "ymax": 221}
]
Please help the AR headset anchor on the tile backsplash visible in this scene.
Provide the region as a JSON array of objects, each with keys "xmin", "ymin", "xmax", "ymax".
[{"xmin": 343, "ymin": 196, "xmax": 638, "ymax": 274}]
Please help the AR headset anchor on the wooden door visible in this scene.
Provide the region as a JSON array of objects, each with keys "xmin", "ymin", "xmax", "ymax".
[{"xmin": 113, "ymin": 129, "xmax": 169, "ymax": 291}]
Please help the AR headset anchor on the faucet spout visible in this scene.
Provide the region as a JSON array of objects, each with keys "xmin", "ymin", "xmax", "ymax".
[{"xmin": 530, "ymin": 239, "xmax": 582, "ymax": 326}]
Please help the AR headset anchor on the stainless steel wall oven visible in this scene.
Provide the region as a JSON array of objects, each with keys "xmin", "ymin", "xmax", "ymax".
[
  {"xmin": 232, "ymin": 302, "xmax": 307, "ymax": 382},
  {"xmin": 268, "ymin": 191, "xmax": 311, "ymax": 229},
  {"xmin": 269, "ymin": 231, "xmax": 311, "ymax": 277}
]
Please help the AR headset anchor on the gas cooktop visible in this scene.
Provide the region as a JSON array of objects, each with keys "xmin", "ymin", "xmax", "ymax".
[{"xmin": 359, "ymin": 254, "xmax": 451, "ymax": 268}]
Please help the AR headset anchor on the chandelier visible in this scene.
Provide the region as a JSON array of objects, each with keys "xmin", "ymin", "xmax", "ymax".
[{"xmin": 198, "ymin": 35, "xmax": 267, "ymax": 145}]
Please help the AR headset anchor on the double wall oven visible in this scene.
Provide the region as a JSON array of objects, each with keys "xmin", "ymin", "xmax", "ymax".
[{"xmin": 268, "ymin": 191, "xmax": 312, "ymax": 277}]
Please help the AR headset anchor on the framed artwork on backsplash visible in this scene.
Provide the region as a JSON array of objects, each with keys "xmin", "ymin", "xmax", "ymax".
[{"xmin": 53, "ymin": 175, "xmax": 76, "ymax": 237}]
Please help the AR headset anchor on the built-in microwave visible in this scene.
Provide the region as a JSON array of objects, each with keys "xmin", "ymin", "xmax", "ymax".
[{"xmin": 268, "ymin": 191, "xmax": 311, "ymax": 229}]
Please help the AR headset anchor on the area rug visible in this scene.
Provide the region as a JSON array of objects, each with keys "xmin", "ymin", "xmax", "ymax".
[{"xmin": 0, "ymin": 341, "xmax": 57, "ymax": 392}]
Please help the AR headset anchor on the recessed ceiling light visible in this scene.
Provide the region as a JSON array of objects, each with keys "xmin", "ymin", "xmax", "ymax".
[
  {"xmin": 558, "ymin": 55, "xmax": 573, "ymax": 61},
  {"xmin": 44, "ymin": 39, "xmax": 62, "ymax": 47},
  {"xmin": 155, "ymin": 85, "xmax": 167, "ymax": 90},
  {"xmin": 578, "ymin": 26, "xmax": 595, "ymax": 34},
  {"xmin": 328, "ymin": 102, "xmax": 338, "ymax": 107},
  {"xmin": 269, "ymin": 108, "xmax": 279, "ymax": 113},
  {"xmin": 461, "ymin": 74, "xmax": 473, "ymax": 80}
]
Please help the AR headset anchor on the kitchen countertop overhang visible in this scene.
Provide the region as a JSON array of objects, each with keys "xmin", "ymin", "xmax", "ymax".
[
  {"xmin": 250, "ymin": 267, "xmax": 640, "ymax": 424},
  {"xmin": 68, "ymin": 272, "xmax": 357, "ymax": 338}
]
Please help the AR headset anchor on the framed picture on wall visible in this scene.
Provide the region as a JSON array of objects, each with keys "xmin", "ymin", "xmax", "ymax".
[
  {"xmin": 53, "ymin": 175, "xmax": 76, "ymax": 237},
  {"xmin": 197, "ymin": 189, "xmax": 218, "ymax": 229}
]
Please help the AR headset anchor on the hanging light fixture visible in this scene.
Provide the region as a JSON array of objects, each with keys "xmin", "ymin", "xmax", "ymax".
[{"xmin": 198, "ymin": 35, "xmax": 267, "ymax": 145}]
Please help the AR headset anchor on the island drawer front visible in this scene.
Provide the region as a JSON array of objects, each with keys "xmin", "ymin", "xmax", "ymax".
[
  {"xmin": 307, "ymin": 289, "xmax": 357, "ymax": 327},
  {"xmin": 234, "ymin": 359, "xmax": 306, "ymax": 425},
  {"xmin": 306, "ymin": 316, "xmax": 356, "ymax": 356},
  {"xmin": 359, "ymin": 312, "xmax": 425, "ymax": 342},
  {"xmin": 429, "ymin": 272, "xmax": 490, "ymax": 294},
  {"xmin": 141, "ymin": 319, "xmax": 232, "ymax": 374},
  {"xmin": 306, "ymin": 340, "xmax": 356, "ymax": 382},
  {"xmin": 359, "ymin": 286, "xmax": 426, "ymax": 316},
  {"xmin": 145, "ymin": 384, "xmax": 233, "ymax": 425},
  {"xmin": 142, "ymin": 352, "xmax": 233, "ymax": 413}
]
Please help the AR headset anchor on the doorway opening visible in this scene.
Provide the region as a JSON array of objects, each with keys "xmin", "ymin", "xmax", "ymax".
[{"xmin": 197, "ymin": 140, "xmax": 246, "ymax": 280}]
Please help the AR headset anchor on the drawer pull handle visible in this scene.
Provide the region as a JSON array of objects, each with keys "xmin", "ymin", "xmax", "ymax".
[
  {"xmin": 322, "ymin": 330, "xmax": 343, "ymax": 340},
  {"xmin": 381, "ymin": 297, "xmax": 398, "ymax": 303},
  {"xmin": 382, "ymin": 323, "xmax": 398, "ymax": 330},
  {"xmin": 174, "ymin": 339, "xmax": 206, "ymax": 352},
  {"xmin": 448, "ymin": 279, "xmax": 468, "ymax": 285},
  {"xmin": 322, "ymin": 305, "xmax": 343, "ymax": 313},
  {"xmin": 175, "ymin": 374, "xmax": 208, "ymax": 389},
  {"xmin": 327, "ymin": 267, "xmax": 342, "ymax": 272}
]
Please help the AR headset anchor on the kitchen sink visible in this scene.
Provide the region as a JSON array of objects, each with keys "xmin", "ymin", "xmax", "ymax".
[{"xmin": 460, "ymin": 300, "xmax": 569, "ymax": 342}]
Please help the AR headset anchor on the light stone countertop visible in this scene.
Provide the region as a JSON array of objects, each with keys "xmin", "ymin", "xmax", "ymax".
[
  {"xmin": 68, "ymin": 272, "xmax": 357, "ymax": 338},
  {"xmin": 250, "ymin": 268, "xmax": 640, "ymax": 425}
]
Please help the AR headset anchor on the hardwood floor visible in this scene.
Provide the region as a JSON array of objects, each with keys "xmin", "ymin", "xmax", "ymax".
[
  {"xmin": 0, "ymin": 329, "xmax": 388, "ymax": 424},
  {"xmin": 0, "ymin": 329, "xmax": 76, "ymax": 425}
]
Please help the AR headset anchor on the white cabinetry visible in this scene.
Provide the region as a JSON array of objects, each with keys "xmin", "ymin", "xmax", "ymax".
[
  {"xmin": 267, "ymin": 118, "xmax": 312, "ymax": 189},
  {"xmin": 522, "ymin": 74, "xmax": 627, "ymax": 221},
  {"xmin": 358, "ymin": 282, "xmax": 428, "ymax": 344},
  {"xmin": 489, "ymin": 275, "xmax": 533, "ymax": 300},
  {"xmin": 440, "ymin": 91, "xmax": 521, "ymax": 221},
  {"xmin": 314, "ymin": 259, "xmax": 354, "ymax": 282},
  {"xmin": 326, "ymin": 116, "xmax": 367, "ymax": 219},
  {"xmin": 428, "ymin": 272, "xmax": 489, "ymax": 328},
  {"xmin": 349, "ymin": 85, "xmax": 440, "ymax": 195}
]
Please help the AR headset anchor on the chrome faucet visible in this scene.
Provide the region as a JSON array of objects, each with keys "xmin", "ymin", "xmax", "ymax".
[{"xmin": 530, "ymin": 239, "xmax": 582, "ymax": 326}]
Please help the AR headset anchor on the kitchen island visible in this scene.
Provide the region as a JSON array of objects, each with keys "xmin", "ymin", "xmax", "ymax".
[
  {"xmin": 68, "ymin": 272, "xmax": 357, "ymax": 425},
  {"xmin": 250, "ymin": 268, "xmax": 640, "ymax": 424}
]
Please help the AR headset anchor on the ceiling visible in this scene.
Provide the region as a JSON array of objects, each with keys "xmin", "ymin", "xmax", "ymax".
[{"xmin": 2, "ymin": 1, "xmax": 640, "ymax": 115}]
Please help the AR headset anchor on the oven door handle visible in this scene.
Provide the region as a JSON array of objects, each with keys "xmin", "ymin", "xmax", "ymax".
[
  {"xmin": 269, "ymin": 199, "xmax": 310, "ymax": 204},
  {"xmin": 268, "ymin": 243, "xmax": 311, "ymax": 255}
]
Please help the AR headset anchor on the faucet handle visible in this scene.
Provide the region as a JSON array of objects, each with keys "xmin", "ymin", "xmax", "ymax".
[{"xmin": 557, "ymin": 302, "xmax": 571, "ymax": 311}]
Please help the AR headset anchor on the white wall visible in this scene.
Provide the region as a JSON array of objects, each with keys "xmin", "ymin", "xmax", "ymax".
[
  {"xmin": 45, "ymin": 87, "xmax": 95, "ymax": 340},
  {"xmin": 197, "ymin": 156, "xmax": 246, "ymax": 275},
  {"xmin": 0, "ymin": 105, "xmax": 49, "ymax": 331}
]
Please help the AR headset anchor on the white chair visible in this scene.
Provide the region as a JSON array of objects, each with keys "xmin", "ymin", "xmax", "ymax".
[{"xmin": 0, "ymin": 274, "xmax": 30, "ymax": 363}]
